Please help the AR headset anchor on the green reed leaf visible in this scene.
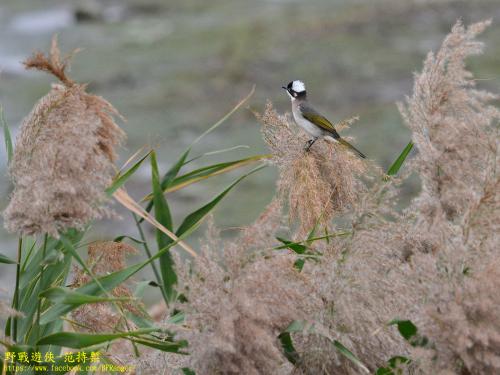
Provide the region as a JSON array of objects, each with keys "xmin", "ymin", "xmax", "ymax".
[
  {"xmin": 106, "ymin": 150, "xmax": 152, "ymax": 195},
  {"xmin": 41, "ymin": 234, "xmax": 183, "ymax": 324},
  {"xmin": 151, "ymin": 151, "xmax": 177, "ymax": 302},
  {"xmin": 276, "ymin": 237, "xmax": 307, "ymax": 254},
  {"xmin": 40, "ymin": 287, "xmax": 131, "ymax": 305},
  {"xmin": 387, "ymin": 141, "xmax": 413, "ymax": 176},
  {"xmin": 175, "ymin": 165, "xmax": 265, "ymax": 238},
  {"xmin": 37, "ymin": 328, "xmax": 158, "ymax": 349},
  {"xmin": 128, "ymin": 337, "xmax": 188, "ymax": 353},
  {"xmin": 389, "ymin": 319, "xmax": 429, "ymax": 347},
  {"xmin": 142, "ymin": 148, "xmax": 191, "ymax": 220},
  {"xmin": 333, "ymin": 340, "xmax": 369, "ymax": 373},
  {"xmin": 278, "ymin": 332, "xmax": 300, "ymax": 365},
  {"xmin": 40, "ymin": 261, "xmax": 144, "ymax": 325},
  {"xmin": 0, "ymin": 105, "xmax": 13, "ymax": 165},
  {"xmin": 0, "ymin": 253, "xmax": 16, "ymax": 264}
]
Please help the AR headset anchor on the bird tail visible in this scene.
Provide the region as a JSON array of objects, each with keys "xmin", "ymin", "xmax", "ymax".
[{"xmin": 338, "ymin": 138, "xmax": 366, "ymax": 159}]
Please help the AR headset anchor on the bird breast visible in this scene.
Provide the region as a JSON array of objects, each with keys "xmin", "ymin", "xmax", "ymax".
[{"xmin": 292, "ymin": 103, "xmax": 324, "ymax": 138}]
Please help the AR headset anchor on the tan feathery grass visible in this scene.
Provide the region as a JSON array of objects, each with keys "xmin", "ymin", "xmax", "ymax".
[
  {"xmin": 159, "ymin": 204, "xmax": 319, "ymax": 375},
  {"xmin": 398, "ymin": 19, "xmax": 500, "ymax": 374},
  {"xmin": 3, "ymin": 36, "xmax": 125, "ymax": 237},
  {"xmin": 399, "ymin": 19, "xmax": 499, "ymax": 225},
  {"xmin": 256, "ymin": 101, "xmax": 366, "ymax": 236},
  {"xmin": 425, "ymin": 259, "xmax": 500, "ymax": 374},
  {"xmin": 70, "ymin": 241, "xmax": 142, "ymax": 333},
  {"xmin": 268, "ymin": 19, "xmax": 500, "ymax": 374},
  {"xmin": 0, "ymin": 287, "xmax": 23, "ymax": 321}
]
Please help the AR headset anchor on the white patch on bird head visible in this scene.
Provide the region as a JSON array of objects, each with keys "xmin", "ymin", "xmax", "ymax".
[{"xmin": 292, "ymin": 80, "xmax": 306, "ymax": 93}]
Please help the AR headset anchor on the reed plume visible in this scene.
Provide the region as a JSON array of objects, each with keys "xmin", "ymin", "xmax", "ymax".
[
  {"xmin": 399, "ymin": 19, "xmax": 500, "ymax": 374},
  {"xmin": 256, "ymin": 102, "xmax": 366, "ymax": 236},
  {"xmin": 71, "ymin": 241, "xmax": 140, "ymax": 333},
  {"xmin": 3, "ymin": 36, "xmax": 125, "ymax": 237},
  {"xmin": 261, "ymin": 19, "xmax": 500, "ymax": 374},
  {"xmin": 171, "ymin": 208, "xmax": 321, "ymax": 375}
]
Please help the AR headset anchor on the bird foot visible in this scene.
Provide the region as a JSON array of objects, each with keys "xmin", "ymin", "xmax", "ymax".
[{"xmin": 304, "ymin": 138, "xmax": 318, "ymax": 152}]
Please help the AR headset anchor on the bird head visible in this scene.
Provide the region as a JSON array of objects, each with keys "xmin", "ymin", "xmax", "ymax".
[{"xmin": 282, "ymin": 80, "xmax": 307, "ymax": 100}]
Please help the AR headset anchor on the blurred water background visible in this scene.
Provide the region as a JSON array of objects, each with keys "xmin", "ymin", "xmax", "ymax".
[{"xmin": 1, "ymin": 0, "xmax": 499, "ymax": 289}]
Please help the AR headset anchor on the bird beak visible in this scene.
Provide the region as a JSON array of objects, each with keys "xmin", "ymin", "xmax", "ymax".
[{"xmin": 281, "ymin": 86, "xmax": 287, "ymax": 90}]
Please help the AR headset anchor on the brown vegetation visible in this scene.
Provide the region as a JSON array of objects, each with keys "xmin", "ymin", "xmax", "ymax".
[
  {"xmin": 71, "ymin": 241, "xmax": 140, "ymax": 333},
  {"xmin": 3, "ymin": 37, "xmax": 125, "ymax": 237},
  {"xmin": 256, "ymin": 102, "xmax": 366, "ymax": 236}
]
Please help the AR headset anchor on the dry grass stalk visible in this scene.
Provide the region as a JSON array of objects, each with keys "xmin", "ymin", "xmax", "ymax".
[
  {"xmin": 3, "ymin": 36, "xmax": 125, "ymax": 237},
  {"xmin": 113, "ymin": 188, "xmax": 198, "ymax": 257},
  {"xmin": 256, "ymin": 101, "xmax": 366, "ymax": 236}
]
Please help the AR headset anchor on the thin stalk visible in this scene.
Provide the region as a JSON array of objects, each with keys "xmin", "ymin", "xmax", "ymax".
[
  {"xmin": 12, "ymin": 237, "xmax": 22, "ymax": 342},
  {"xmin": 35, "ymin": 234, "xmax": 48, "ymax": 344},
  {"xmin": 133, "ymin": 213, "xmax": 169, "ymax": 305}
]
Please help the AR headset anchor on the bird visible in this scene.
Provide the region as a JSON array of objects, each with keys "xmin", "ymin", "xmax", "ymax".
[{"xmin": 282, "ymin": 80, "xmax": 366, "ymax": 158}]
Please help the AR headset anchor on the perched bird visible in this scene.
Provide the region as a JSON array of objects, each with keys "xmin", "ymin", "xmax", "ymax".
[{"xmin": 282, "ymin": 80, "xmax": 366, "ymax": 158}]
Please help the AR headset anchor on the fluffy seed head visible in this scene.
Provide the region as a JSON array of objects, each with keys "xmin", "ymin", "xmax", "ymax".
[
  {"xmin": 71, "ymin": 241, "xmax": 140, "ymax": 333},
  {"xmin": 3, "ymin": 37, "xmax": 125, "ymax": 237},
  {"xmin": 283, "ymin": 19, "xmax": 500, "ymax": 375},
  {"xmin": 256, "ymin": 101, "xmax": 366, "ymax": 235},
  {"xmin": 172, "ymin": 208, "xmax": 321, "ymax": 374},
  {"xmin": 426, "ymin": 260, "xmax": 500, "ymax": 374}
]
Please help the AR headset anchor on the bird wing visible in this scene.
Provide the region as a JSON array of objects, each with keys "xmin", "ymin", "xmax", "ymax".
[{"xmin": 299, "ymin": 104, "xmax": 340, "ymax": 139}]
